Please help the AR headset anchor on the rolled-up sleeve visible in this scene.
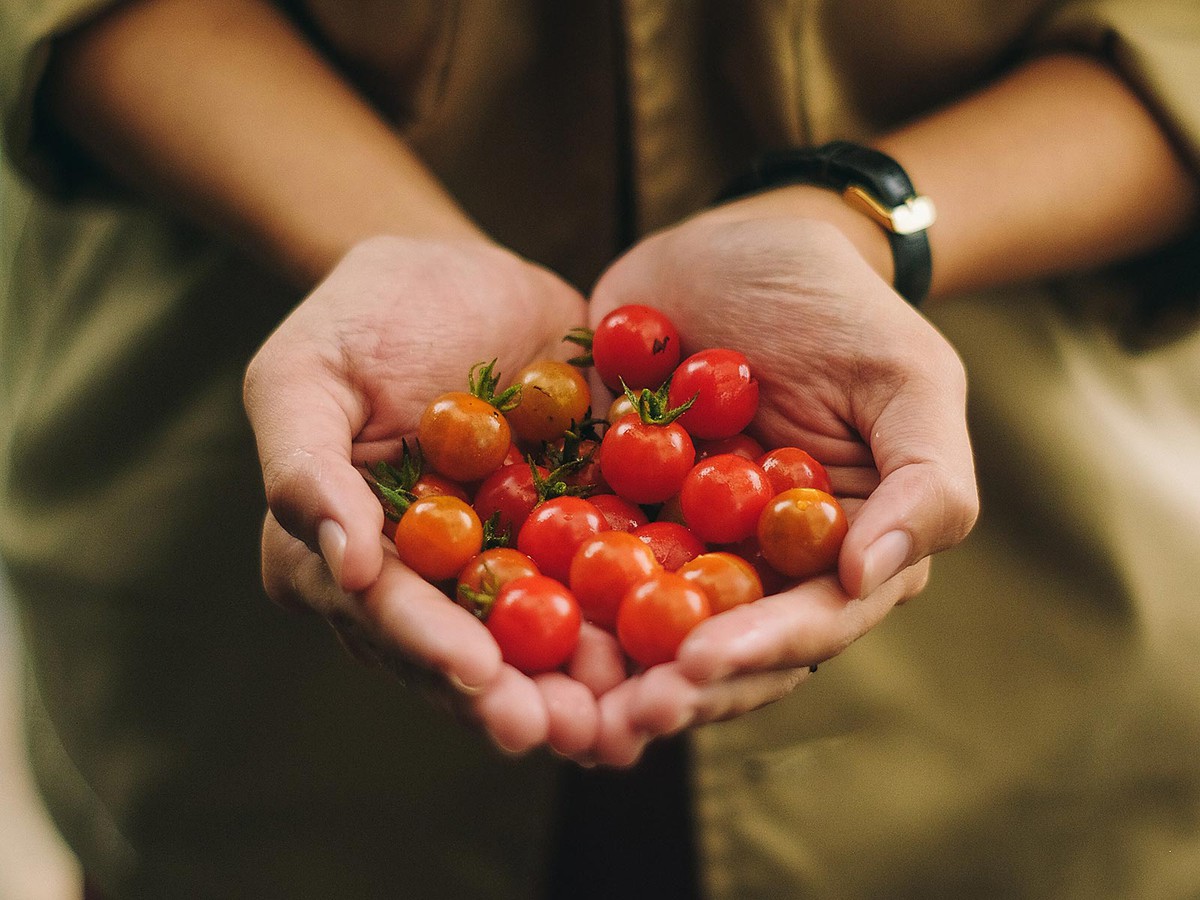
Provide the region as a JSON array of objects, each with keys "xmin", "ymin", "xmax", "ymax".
[
  {"xmin": 1033, "ymin": 0, "xmax": 1200, "ymax": 175},
  {"xmin": 0, "ymin": 0, "xmax": 126, "ymax": 196}
]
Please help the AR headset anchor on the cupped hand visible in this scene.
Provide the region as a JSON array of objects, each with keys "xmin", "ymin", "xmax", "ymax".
[
  {"xmin": 244, "ymin": 235, "xmax": 614, "ymax": 758},
  {"xmin": 585, "ymin": 202, "xmax": 979, "ymax": 761}
]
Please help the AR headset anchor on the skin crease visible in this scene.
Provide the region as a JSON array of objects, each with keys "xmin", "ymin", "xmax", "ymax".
[{"xmin": 45, "ymin": 0, "xmax": 1200, "ymax": 765}]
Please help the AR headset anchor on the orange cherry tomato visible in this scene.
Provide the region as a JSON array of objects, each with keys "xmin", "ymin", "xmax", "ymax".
[
  {"xmin": 394, "ymin": 495, "xmax": 483, "ymax": 581},
  {"xmin": 456, "ymin": 547, "xmax": 541, "ymax": 615},
  {"xmin": 505, "ymin": 360, "xmax": 591, "ymax": 446},
  {"xmin": 677, "ymin": 552, "xmax": 764, "ymax": 613},
  {"xmin": 418, "ymin": 392, "xmax": 512, "ymax": 482},
  {"xmin": 756, "ymin": 488, "xmax": 847, "ymax": 579}
]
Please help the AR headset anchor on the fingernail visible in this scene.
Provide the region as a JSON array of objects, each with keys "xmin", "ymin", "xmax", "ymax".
[
  {"xmin": 447, "ymin": 671, "xmax": 486, "ymax": 696},
  {"xmin": 318, "ymin": 519, "xmax": 347, "ymax": 586},
  {"xmin": 859, "ymin": 530, "xmax": 912, "ymax": 598}
]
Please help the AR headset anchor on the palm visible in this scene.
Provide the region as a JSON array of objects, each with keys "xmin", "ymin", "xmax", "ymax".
[{"xmin": 248, "ymin": 236, "xmax": 623, "ymax": 759}]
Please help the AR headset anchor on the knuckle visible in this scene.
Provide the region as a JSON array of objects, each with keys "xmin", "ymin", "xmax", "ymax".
[{"xmin": 263, "ymin": 453, "xmax": 320, "ymax": 537}]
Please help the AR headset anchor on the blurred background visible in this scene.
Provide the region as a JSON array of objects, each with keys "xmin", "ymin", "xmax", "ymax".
[
  {"xmin": 0, "ymin": 153, "xmax": 80, "ymax": 900},
  {"xmin": 0, "ymin": 570, "xmax": 80, "ymax": 899}
]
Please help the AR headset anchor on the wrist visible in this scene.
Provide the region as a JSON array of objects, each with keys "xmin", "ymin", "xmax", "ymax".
[{"xmin": 709, "ymin": 184, "xmax": 896, "ymax": 284}]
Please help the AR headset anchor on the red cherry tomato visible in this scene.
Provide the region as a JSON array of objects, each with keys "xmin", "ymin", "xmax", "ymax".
[
  {"xmin": 632, "ymin": 521, "xmax": 706, "ymax": 571},
  {"xmin": 588, "ymin": 493, "xmax": 650, "ymax": 533},
  {"xmin": 517, "ymin": 496, "xmax": 611, "ymax": 583},
  {"xmin": 418, "ymin": 392, "xmax": 512, "ymax": 482},
  {"xmin": 756, "ymin": 488, "xmax": 848, "ymax": 579},
  {"xmin": 694, "ymin": 432, "xmax": 766, "ymax": 462},
  {"xmin": 505, "ymin": 360, "xmax": 591, "ymax": 446},
  {"xmin": 617, "ymin": 571, "xmax": 711, "ymax": 667},
  {"xmin": 473, "ymin": 461, "xmax": 547, "ymax": 537},
  {"xmin": 677, "ymin": 552, "xmax": 764, "ymax": 613},
  {"xmin": 757, "ymin": 446, "xmax": 833, "ymax": 495},
  {"xmin": 569, "ymin": 531, "xmax": 661, "ymax": 629},
  {"xmin": 592, "ymin": 305, "xmax": 681, "ymax": 392},
  {"xmin": 394, "ymin": 495, "xmax": 483, "ymax": 582},
  {"xmin": 486, "ymin": 575, "xmax": 582, "ymax": 674},
  {"xmin": 680, "ymin": 454, "xmax": 775, "ymax": 544},
  {"xmin": 668, "ymin": 349, "xmax": 758, "ymax": 440},
  {"xmin": 599, "ymin": 413, "xmax": 695, "ymax": 504},
  {"xmin": 456, "ymin": 547, "xmax": 540, "ymax": 614}
]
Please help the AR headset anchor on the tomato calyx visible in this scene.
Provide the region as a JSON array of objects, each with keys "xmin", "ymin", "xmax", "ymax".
[
  {"xmin": 539, "ymin": 414, "xmax": 605, "ymax": 476},
  {"xmin": 562, "ymin": 326, "xmax": 594, "ymax": 367},
  {"xmin": 365, "ymin": 439, "xmax": 423, "ymax": 520},
  {"xmin": 622, "ymin": 377, "xmax": 696, "ymax": 426},
  {"xmin": 529, "ymin": 454, "xmax": 593, "ymax": 503},
  {"xmin": 480, "ymin": 510, "xmax": 511, "ymax": 551},
  {"xmin": 456, "ymin": 564, "xmax": 503, "ymax": 620},
  {"xmin": 468, "ymin": 359, "xmax": 522, "ymax": 412}
]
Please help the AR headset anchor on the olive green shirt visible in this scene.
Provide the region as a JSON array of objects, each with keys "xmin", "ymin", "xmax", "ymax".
[{"xmin": 3, "ymin": 1, "xmax": 1200, "ymax": 897}]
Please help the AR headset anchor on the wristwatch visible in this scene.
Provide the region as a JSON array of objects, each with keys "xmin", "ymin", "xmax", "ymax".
[{"xmin": 718, "ymin": 141, "xmax": 936, "ymax": 306}]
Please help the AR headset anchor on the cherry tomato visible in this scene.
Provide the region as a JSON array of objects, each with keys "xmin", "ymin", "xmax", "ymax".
[
  {"xmin": 606, "ymin": 391, "xmax": 640, "ymax": 425},
  {"xmin": 668, "ymin": 349, "xmax": 758, "ymax": 440},
  {"xmin": 473, "ymin": 461, "xmax": 548, "ymax": 537},
  {"xmin": 756, "ymin": 488, "xmax": 848, "ymax": 578},
  {"xmin": 654, "ymin": 493, "xmax": 686, "ymax": 526},
  {"xmin": 517, "ymin": 496, "xmax": 610, "ymax": 583},
  {"xmin": 677, "ymin": 552, "xmax": 764, "ymax": 613},
  {"xmin": 487, "ymin": 575, "xmax": 582, "ymax": 674},
  {"xmin": 569, "ymin": 531, "xmax": 662, "ymax": 629},
  {"xmin": 394, "ymin": 495, "xmax": 483, "ymax": 581},
  {"xmin": 411, "ymin": 473, "xmax": 471, "ymax": 503},
  {"xmin": 456, "ymin": 546, "xmax": 541, "ymax": 615},
  {"xmin": 500, "ymin": 442, "xmax": 526, "ymax": 468},
  {"xmin": 757, "ymin": 446, "xmax": 833, "ymax": 495},
  {"xmin": 617, "ymin": 571, "xmax": 711, "ymax": 667},
  {"xmin": 695, "ymin": 433, "xmax": 765, "ymax": 461},
  {"xmin": 505, "ymin": 360, "xmax": 591, "ymax": 446},
  {"xmin": 680, "ymin": 454, "xmax": 774, "ymax": 544},
  {"xmin": 588, "ymin": 493, "xmax": 650, "ymax": 532},
  {"xmin": 632, "ymin": 521, "xmax": 706, "ymax": 571},
  {"xmin": 592, "ymin": 305, "xmax": 681, "ymax": 392},
  {"xmin": 418, "ymin": 392, "xmax": 512, "ymax": 482},
  {"xmin": 600, "ymin": 413, "xmax": 695, "ymax": 504},
  {"xmin": 725, "ymin": 536, "xmax": 790, "ymax": 597}
]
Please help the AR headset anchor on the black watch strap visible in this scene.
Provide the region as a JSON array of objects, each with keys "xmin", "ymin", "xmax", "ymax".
[{"xmin": 718, "ymin": 141, "xmax": 935, "ymax": 305}]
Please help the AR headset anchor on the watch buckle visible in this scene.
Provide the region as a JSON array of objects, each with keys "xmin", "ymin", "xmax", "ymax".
[{"xmin": 842, "ymin": 185, "xmax": 936, "ymax": 235}]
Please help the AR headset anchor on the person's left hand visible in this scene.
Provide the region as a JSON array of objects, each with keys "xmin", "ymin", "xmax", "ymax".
[{"xmin": 583, "ymin": 194, "xmax": 978, "ymax": 765}]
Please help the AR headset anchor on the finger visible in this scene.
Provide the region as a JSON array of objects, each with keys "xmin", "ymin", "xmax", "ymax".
[
  {"xmin": 675, "ymin": 562, "xmax": 929, "ymax": 683},
  {"xmin": 825, "ymin": 465, "xmax": 880, "ymax": 499},
  {"xmin": 592, "ymin": 681, "xmax": 651, "ymax": 768},
  {"xmin": 245, "ymin": 341, "xmax": 384, "ymax": 593},
  {"xmin": 261, "ymin": 511, "xmax": 323, "ymax": 614},
  {"xmin": 535, "ymin": 672, "xmax": 600, "ymax": 758},
  {"xmin": 358, "ymin": 553, "xmax": 505, "ymax": 693},
  {"xmin": 628, "ymin": 663, "xmax": 810, "ymax": 735},
  {"xmin": 840, "ymin": 337, "xmax": 978, "ymax": 598},
  {"xmin": 567, "ymin": 624, "xmax": 628, "ymax": 697},
  {"xmin": 463, "ymin": 665, "xmax": 550, "ymax": 756}
]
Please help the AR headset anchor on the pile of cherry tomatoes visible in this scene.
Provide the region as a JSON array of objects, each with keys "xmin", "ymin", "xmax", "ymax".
[{"xmin": 368, "ymin": 305, "xmax": 847, "ymax": 675}]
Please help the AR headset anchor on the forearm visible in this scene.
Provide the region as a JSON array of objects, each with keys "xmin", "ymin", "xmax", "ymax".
[
  {"xmin": 728, "ymin": 53, "xmax": 1199, "ymax": 302},
  {"xmin": 43, "ymin": 0, "xmax": 482, "ymax": 285},
  {"xmin": 880, "ymin": 53, "xmax": 1198, "ymax": 300}
]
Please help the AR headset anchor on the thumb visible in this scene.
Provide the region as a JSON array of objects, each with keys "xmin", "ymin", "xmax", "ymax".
[
  {"xmin": 244, "ymin": 350, "xmax": 384, "ymax": 593},
  {"xmin": 839, "ymin": 352, "xmax": 979, "ymax": 599}
]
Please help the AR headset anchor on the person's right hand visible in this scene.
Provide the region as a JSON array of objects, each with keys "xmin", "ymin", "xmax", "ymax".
[{"xmin": 243, "ymin": 235, "xmax": 617, "ymax": 758}]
